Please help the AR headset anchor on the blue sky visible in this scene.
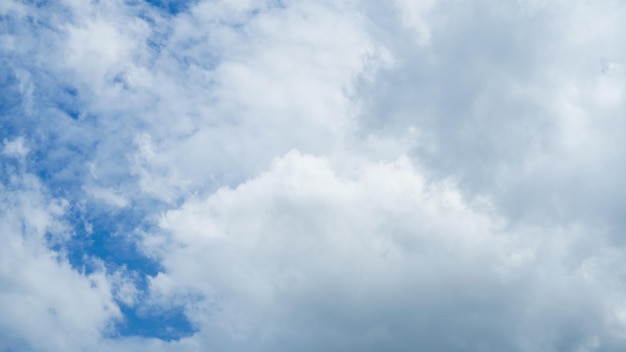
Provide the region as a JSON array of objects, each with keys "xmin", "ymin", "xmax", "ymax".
[{"xmin": 2, "ymin": 0, "xmax": 626, "ymax": 351}]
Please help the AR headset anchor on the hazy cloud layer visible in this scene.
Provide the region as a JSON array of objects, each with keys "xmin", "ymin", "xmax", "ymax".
[{"xmin": 2, "ymin": 0, "xmax": 626, "ymax": 351}]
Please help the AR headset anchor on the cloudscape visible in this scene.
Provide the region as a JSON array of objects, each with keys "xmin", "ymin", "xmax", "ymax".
[{"xmin": 2, "ymin": 0, "xmax": 626, "ymax": 351}]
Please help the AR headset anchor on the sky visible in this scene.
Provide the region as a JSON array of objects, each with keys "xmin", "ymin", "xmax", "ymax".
[{"xmin": 2, "ymin": 0, "xmax": 626, "ymax": 351}]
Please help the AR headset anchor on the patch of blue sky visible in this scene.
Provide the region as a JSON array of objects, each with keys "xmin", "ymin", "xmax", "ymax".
[
  {"xmin": 0, "ymin": 155, "xmax": 24, "ymax": 187},
  {"xmin": 0, "ymin": 70, "xmax": 22, "ymax": 122},
  {"xmin": 61, "ymin": 205, "xmax": 160, "ymax": 275},
  {"xmin": 2, "ymin": 141, "xmax": 196, "ymax": 341},
  {"xmin": 58, "ymin": 203, "xmax": 201, "ymax": 341},
  {"xmin": 1, "ymin": 4, "xmax": 198, "ymax": 341},
  {"xmin": 114, "ymin": 304, "xmax": 198, "ymax": 341},
  {"xmin": 144, "ymin": 0, "xmax": 196, "ymax": 15},
  {"xmin": 18, "ymin": 0, "xmax": 52, "ymax": 9}
]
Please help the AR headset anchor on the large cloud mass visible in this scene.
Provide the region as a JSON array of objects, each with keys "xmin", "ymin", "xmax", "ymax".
[{"xmin": 2, "ymin": 0, "xmax": 626, "ymax": 351}]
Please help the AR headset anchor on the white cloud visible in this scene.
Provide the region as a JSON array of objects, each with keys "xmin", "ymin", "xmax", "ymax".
[
  {"xmin": 393, "ymin": 0, "xmax": 435, "ymax": 46},
  {"xmin": 4, "ymin": 0, "xmax": 626, "ymax": 350},
  {"xmin": 2, "ymin": 137, "xmax": 29, "ymax": 158},
  {"xmin": 85, "ymin": 186, "xmax": 130, "ymax": 208},
  {"xmin": 0, "ymin": 166, "xmax": 121, "ymax": 351},
  {"xmin": 144, "ymin": 150, "xmax": 626, "ymax": 351}
]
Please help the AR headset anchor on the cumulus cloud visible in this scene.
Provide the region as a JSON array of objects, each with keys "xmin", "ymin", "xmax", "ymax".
[
  {"xmin": 358, "ymin": 0, "xmax": 626, "ymax": 227},
  {"xmin": 3, "ymin": 0, "xmax": 626, "ymax": 351},
  {"xmin": 144, "ymin": 150, "xmax": 626, "ymax": 351}
]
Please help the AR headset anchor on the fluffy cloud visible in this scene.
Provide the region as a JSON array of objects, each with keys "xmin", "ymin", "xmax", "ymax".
[
  {"xmin": 145, "ymin": 150, "xmax": 626, "ymax": 351},
  {"xmin": 3, "ymin": 0, "xmax": 626, "ymax": 350},
  {"xmin": 358, "ymin": 0, "xmax": 626, "ymax": 226}
]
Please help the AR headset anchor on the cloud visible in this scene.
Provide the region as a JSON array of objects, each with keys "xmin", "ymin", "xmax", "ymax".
[
  {"xmin": 0, "ymin": 157, "xmax": 120, "ymax": 351},
  {"xmin": 3, "ymin": 0, "xmax": 626, "ymax": 350},
  {"xmin": 357, "ymin": 0, "xmax": 626, "ymax": 227},
  {"xmin": 145, "ymin": 150, "xmax": 626, "ymax": 351},
  {"xmin": 2, "ymin": 136, "xmax": 29, "ymax": 158}
]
